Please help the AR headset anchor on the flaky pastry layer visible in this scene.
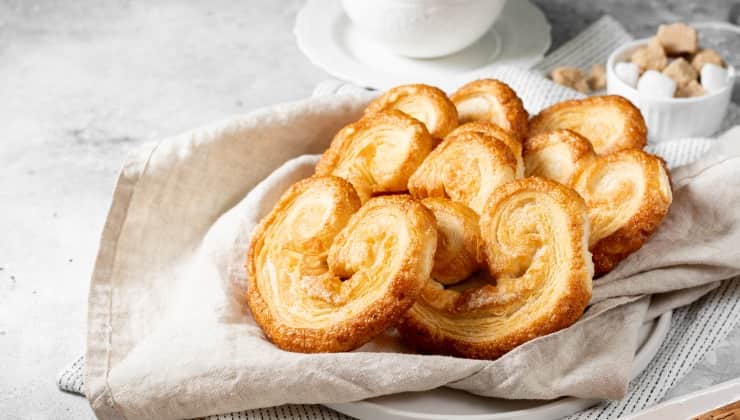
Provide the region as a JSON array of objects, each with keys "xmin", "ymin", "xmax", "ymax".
[
  {"xmin": 421, "ymin": 198, "xmax": 483, "ymax": 286},
  {"xmin": 247, "ymin": 176, "xmax": 437, "ymax": 353},
  {"xmin": 408, "ymin": 131, "xmax": 517, "ymax": 214},
  {"xmin": 448, "ymin": 121, "xmax": 524, "ymax": 178},
  {"xmin": 450, "ymin": 79, "xmax": 529, "ymax": 139},
  {"xmin": 316, "ymin": 110, "xmax": 434, "ymax": 202},
  {"xmin": 571, "ymin": 149, "xmax": 673, "ymax": 275},
  {"xmin": 399, "ymin": 177, "xmax": 593, "ymax": 359},
  {"xmin": 364, "ymin": 84, "xmax": 459, "ymax": 140},
  {"xmin": 528, "ymin": 95, "xmax": 647, "ymax": 155},
  {"xmin": 523, "ymin": 129, "xmax": 596, "ymax": 185}
]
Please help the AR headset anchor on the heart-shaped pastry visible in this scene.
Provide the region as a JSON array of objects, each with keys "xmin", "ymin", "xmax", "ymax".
[
  {"xmin": 399, "ymin": 177, "xmax": 593, "ymax": 359},
  {"xmin": 450, "ymin": 79, "xmax": 529, "ymax": 138},
  {"xmin": 364, "ymin": 84, "xmax": 459, "ymax": 140},
  {"xmin": 316, "ymin": 110, "xmax": 434, "ymax": 202},
  {"xmin": 247, "ymin": 176, "xmax": 437, "ymax": 352},
  {"xmin": 528, "ymin": 95, "xmax": 647, "ymax": 155},
  {"xmin": 447, "ymin": 121, "xmax": 524, "ymax": 177},
  {"xmin": 570, "ymin": 149, "xmax": 673, "ymax": 275}
]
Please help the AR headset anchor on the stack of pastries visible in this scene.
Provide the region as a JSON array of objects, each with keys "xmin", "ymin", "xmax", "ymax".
[{"xmin": 246, "ymin": 80, "xmax": 673, "ymax": 359}]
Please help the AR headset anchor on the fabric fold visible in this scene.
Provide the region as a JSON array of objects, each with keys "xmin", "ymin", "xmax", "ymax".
[{"xmin": 83, "ymin": 64, "xmax": 740, "ymax": 419}]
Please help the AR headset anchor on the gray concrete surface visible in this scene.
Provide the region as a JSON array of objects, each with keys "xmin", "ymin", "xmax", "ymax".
[{"xmin": 1, "ymin": 0, "xmax": 738, "ymax": 418}]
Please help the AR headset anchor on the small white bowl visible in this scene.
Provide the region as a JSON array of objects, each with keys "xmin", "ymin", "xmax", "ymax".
[
  {"xmin": 340, "ymin": 0, "xmax": 507, "ymax": 58},
  {"xmin": 606, "ymin": 38, "xmax": 735, "ymax": 143}
]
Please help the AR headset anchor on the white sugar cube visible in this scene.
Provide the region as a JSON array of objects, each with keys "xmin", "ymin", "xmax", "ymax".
[
  {"xmin": 637, "ymin": 70, "xmax": 676, "ymax": 98},
  {"xmin": 700, "ymin": 63, "xmax": 729, "ymax": 93},
  {"xmin": 615, "ymin": 62, "xmax": 640, "ymax": 88}
]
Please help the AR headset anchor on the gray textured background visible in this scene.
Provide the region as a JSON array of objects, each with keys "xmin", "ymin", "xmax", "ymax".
[{"xmin": 1, "ymin": 1, "xmax": 739, "ymax": 418}]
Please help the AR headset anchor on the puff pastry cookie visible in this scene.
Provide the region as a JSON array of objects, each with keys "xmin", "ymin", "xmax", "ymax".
[
  {"xmin": 448, "ymin": 121, "xmax": 524, "ymax": 177},
  {"xmin": 247, "ymin": 176, "xmax": 437, "ymax": 353},
  {"xmin": 451, "ymin": 79, "xmax": 529, "ymax": 138},
  {"xmin": 528, "ymin": 95, "xmax": 647, "ymax": 155},
  {"xmin": 399, "ymin": 177, "xmax": 593, "ymax": 359},
  {"xmin": 523, "ymin": 129, "xmax": 595, "ymax": 185},
  {"xmin": 364, "ymin": 84, "xmax": 459, "ymax": 140},
  {"xmin": 571, "ymin": 149, "xmax": 673, "ymax": 275},
  {"xmin": 408, "ymin": 131, "xmax": 518, "ymax": 214},
  {"xmin": 316, "ymin": 110, "xmax": 434, "ymax": 202},
  {"xmin": 421, "ymin": 198, "xmax": 483, "ymax": 286}
]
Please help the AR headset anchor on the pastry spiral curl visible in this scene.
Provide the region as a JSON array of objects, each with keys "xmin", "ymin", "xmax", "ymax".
[
  {"xmin": 450, "ymin": 79, "xmax": 529, "ymax": 138},
  {"xmin": 247, "ymin": 176, "xmax": 437, "ymax": 353},
  {"xmin": 408, "ymin": 131, "xmax": 518, "ymax": 214},
  {"xmin": 421, "ymin": 198, "xmax": 483, "ymax": 286},
  {"xmin": 364, "ymin": 84, "xmax": 459, "ymax": 140},
  {"xmin": 399, "ymin": 177, "xmax": 593, "ymax": 359},
  {"xmin": 528, "ymin": 95, "xmax": 647, "ymax": 155},
  {"xmin": 570, "ymin": 149, "xmax": 672, "ymax": 275},
  {"xmin": 316, "ymin": 110, "xmax": 434, "ymax": 202},
  {"xmin": 448, "ymin": 121, "xmax": 524, "ymax": 177},
  {"xmin": 523, "ymin": 129, "xmax": 596, "ymax": 185}
]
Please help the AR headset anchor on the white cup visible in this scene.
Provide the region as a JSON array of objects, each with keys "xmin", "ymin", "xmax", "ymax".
[
  {"xmin": 606, "ymin": 38, "xmax": 736, "ymax": 143},
  {"xmin": 341, "ymin": 0, "xmax": 507, "ymax": 58}
]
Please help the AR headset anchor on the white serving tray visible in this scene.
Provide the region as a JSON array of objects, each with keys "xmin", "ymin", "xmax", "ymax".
[{"xmin": 327, "ymin": 310, "xmax": 672, "ymax": 420}]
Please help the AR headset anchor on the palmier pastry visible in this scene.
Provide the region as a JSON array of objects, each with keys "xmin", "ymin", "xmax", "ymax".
[
  {"xmin": 399, "ymin": 177, "xmax": 593, "ymax": 359},
  {"xmin": 316, "ymin": 110, "xmax": 434, "ymax": 202},
  {"xmin": 528, "ymin": 95, "xmax": 647, "ymax": 155},
  {"xmin": 408, "ymin": 131, "xmax": 517, "ymax": 214},
  {"xmin": 364, "ymin": 84, "xmax": 459, "ymax": 140},
  {"xmin": 450, "ymin": 79, "xmax": 529, "ymax": 138},
  {"xmin": 247, "ymin": 176, "xmax": 437, "ymax": 353},
  {"xmin": 447, "ymin": 121, "xmax": 524, "ymax": 177},
  {"xmin": 421, "ymin": 198, "xmax": 483, "ymax": 286},
  {"xmin": 571, "ymin": 149, "xmax": 672, "ymax": 275},
  {"xmin": 523, "ymin": 129, "xmax": 595, "ymax": 185}
]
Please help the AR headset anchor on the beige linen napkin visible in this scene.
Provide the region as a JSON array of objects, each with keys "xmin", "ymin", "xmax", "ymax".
[{"xmin": 85, "ymin": 68, "xmax": 740, "ymax": 420}]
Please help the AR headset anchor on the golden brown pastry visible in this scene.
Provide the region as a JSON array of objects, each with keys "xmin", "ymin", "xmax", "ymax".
[
  {"xmin": 399, "ymin": 177, "xmax": 593, "ymax": 359},
  {"xmin": 523, "ymin": 129, "xmax": 595, "ymax": 185},
  {"xmin": 421, "ymin": 198, "xmax": 483, "ymax": 286},
  {"xmin": 450, "ymin": 79, "xmax": 529, "ymax": 138},
  {"xmin": 364, "ymin": 84, "xmax": 459, "ymax": 140},
  {"xmin": 408, "ymin": 131, "xmax": 517, "ymax": 214},
  {"xmin": 571, "ymin": 149, "xmax": 672, "ymax": 275},
  {"xmin": 447, "ymin": 121, "xmax": 524, "ymax": 177},
  {"xmin": 247, "ymin": 176, "xmax": 437, "ymax": 353},
  {"xmin": 316, "ymin": 110, "xmax": 434, "ymax": 202},
  {"xmin": 528, "ymin": 95, "xmax": 647, "ymax": 155}
]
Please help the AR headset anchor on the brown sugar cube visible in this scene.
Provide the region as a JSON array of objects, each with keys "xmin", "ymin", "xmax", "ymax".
[
  {"xmin": 631, "ymin": 37, "xmax": 667, "ymax": 72},
  {"xmin": 657, "ymin": 23, "xmax": 698, "ymax": 55},
  {"xmin": 587, "ymin": 64, "xmax": 607, "ymax": 90},
  {"xmin": 691, "ymin": 49, "xmax": 725, "ymax": 71},
  {"xmin": 550, "ymin": 67, "xmax": 591, "ymax": 94},
  {"xmin": 676, "ymin": 80, "xmax": 705, "ymax": 97},
  {"xmin": 662, "ymin": 57, "xmax": 698, "ymax": 87}
]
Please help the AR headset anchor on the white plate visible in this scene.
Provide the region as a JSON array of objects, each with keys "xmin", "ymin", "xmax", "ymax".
[
  {"xmin": 326, "ymin": 310, "xmax": 672, "ymax": 420},
  {"xmin": 295, "ymin": 0, "xmax": 551, "ymax": 91}
]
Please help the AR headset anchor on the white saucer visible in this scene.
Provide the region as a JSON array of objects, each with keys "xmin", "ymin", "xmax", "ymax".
[
  {"xmin": 326, "ymin": 310, "xmax": 672, "ymax": 420},
  {"xmin": 295, "ymin": 0, "xmax": 551, "ymax": 91}
]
